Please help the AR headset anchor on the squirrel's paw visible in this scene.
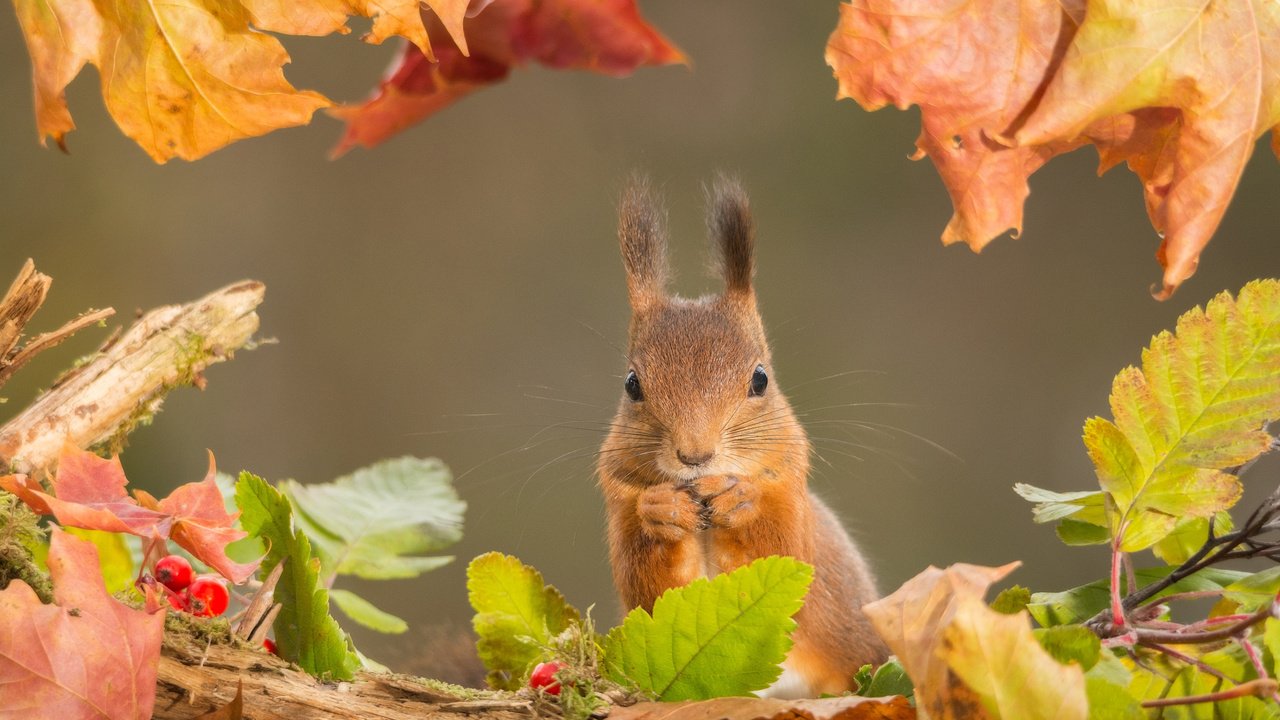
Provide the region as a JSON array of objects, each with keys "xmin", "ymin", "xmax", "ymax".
[
  {"xmin": 637, "ymin": 483, "xmax": 702, "ymax": 542},
  {"xmin": 689, "ymin": 475, "xmax": 761, "ymax": 528}
]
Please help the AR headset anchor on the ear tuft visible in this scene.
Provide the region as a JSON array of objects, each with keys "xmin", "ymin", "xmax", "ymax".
[
  {"xmin": 707, "ymin": 174, "xmax": 754, "ymax": 296},
  {"xmin": 618, "ymin": 174, "xmax": 669, "ymax": 309}
]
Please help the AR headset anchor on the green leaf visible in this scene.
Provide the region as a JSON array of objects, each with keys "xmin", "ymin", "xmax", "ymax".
[
  {"xmin": 1013, "ymin": 484, "xmax": 1109, "ymax": 526},
  {"xmin": 1055, "ymin": 518, "xmax": 1111, "ymax": 546},
  {"xmin": 858, "ymin": 658, "xmax": 913, "ymax": 699},
  {"xmin": 1151, "ymin": 512, "xmax": 1233, "ymax": 565},
  {"xmin": 64, "ymin": 527, "xmax": 133, "ymax": 594},
  {"xmin": 329, "ymin": 588, "xmax": 409, "ymax": 634},
  {"xmin": 990, "ymin": 585, "xmax": 1031, "ymax": 615},
  {"xmin": 1086, "ymin": 280, "xmax": 1280, "ymax": 552},
  {"xmin": 282, "ymin": 457, "xmax": 464, "ymax": 583},
  {"xmin": 1032, "ymin": 625, "xmax": 1100, "ymax": 671},
  {"xmin": 1221, "ymin": 567, "xmax": 1280, "ymax": 612},
  {"xmin": 602, "ymin": 556, "xmax": 813, "ymax": 701},
  {"xmin": 467, "ymin": 552, "xmax": 580, "ymax": 690},
  {"xmin": 1028, "ymin": 566, "xmax": 1249, "ymax": 627},
  {"xmin": 1083, "ymin": 654, "xmax": 1142, "ymax": 720},
  {"xmin": 236, "ymin": 471, "xmax": 360, "ymax": 681},
  {"xmin": 215, "ymin": 471, "xmax": 265, "ymax": 563},
  {"xmin": 1265, "ymin": 618, "xmax": 1280, "ymax": 678}
]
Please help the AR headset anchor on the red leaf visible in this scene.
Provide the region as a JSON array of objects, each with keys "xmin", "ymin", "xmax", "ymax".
[
  {"xmin": 331, "ymin": 0, "xmax": 684, "ymax": 155},
  {"xmin": 1, "ymin": 444, "xmax": 260, "ymax": 584},
  {"xmin": 0, "ymin": 528, "xmax": 165, "ymax": 720}
]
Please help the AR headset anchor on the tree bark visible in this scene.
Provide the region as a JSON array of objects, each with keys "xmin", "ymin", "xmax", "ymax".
[{"xmin": 0, "ymin": 280, "xmax": 264, "ymax": 474}]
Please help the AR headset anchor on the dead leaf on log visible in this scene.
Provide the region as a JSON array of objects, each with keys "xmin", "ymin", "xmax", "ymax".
[
  {"xmin": 192, "ymin": 680, "xmax": 243, "ymax": 720},
  {"xmin": 609, "ymin": 695, "xmax": 915, "ymax": 720}
]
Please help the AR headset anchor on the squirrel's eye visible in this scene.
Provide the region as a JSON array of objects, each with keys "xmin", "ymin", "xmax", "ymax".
[
  {"xmin": 624, "ymin": 370, "xmax": 644, "ymax": 402},
  {"xmin": 749, "ymin": 365, "xmax": 768, "ymax": 397}
]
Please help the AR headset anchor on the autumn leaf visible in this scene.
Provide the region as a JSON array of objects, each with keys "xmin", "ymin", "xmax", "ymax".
[
  {"xmin": 0, "ymin": 444, "xmax": 260, "ymax": 583},
  {"xmin": 1015, "ymin": 0, "xmax": 1280, "ymax": 299},
  {"xmin": 12, "ymin": 0, "xmax": 328, "ymax": 162},
  {"xmin": 240, "ymin": 0, "xmax": 470, "ymax": 61},
  {"xmin": 330, "ymin": 0, "xmax": 685, "ymax": 155},
  {"xmin": 608, "ymin": 696, "xmax": 915, "ymax": 720},
  {"xmin": 0, "ymin": 528, "xmax": 165, "ymax": 720},
  {"xmin": 826, "ymin": 0, "xmax": 1280, "ymax": 298},
  {"xmin": 863, "ymin": 562, "xmax": 1089, "ymax": 720}
]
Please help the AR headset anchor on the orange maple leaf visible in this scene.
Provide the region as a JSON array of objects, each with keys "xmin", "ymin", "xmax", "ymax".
[
  {"xmin": 827, "ymin": 0, "xmax": 1280, "ymax": 298},
  {"xmin": 242, "ymin": 0, "xmax": 472, "ymax": 61},
  {"xmin": 0, "ymin": 528, "xmax": 165, "ymax": 720},
  {"xmin": 331, "ymin": 0, "xmax": 686, "ymax": 155},
  {"xmin": 1014, "ymin": 0, "xmax": 1280, "ymax": 299},
  {"xmin": 0, "ymin": 445, "xmax": 260, "ymax": 583}
]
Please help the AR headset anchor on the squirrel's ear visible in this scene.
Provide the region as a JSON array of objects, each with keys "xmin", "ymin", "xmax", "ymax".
[
  {"xmin": 618, "ymin": 175, "xmax": 669, "ymax": 311},
  {"xmin": 707, "ymin": 174, "xmax": 755, "ymax": 300}
]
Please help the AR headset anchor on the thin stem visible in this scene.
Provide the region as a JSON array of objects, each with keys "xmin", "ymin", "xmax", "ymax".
[
  {"xmin": 1141, "ymin": 678, "xmax": 1279, "ymax": 708},
  {"xmin": 1110, "ymin": 537, "xmax": 1127, "ymax": 629},
  {"xmin": 1139, "ymin": 642, "xmax": 1232, "ymax": 682},
  {"xmin": 1133, "ymin": 603, "xmax": 1275, "ymax": 645}
]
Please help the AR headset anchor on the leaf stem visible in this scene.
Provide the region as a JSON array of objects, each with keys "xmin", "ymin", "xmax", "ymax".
[
  {"xmin": 1132, "ymin": 603, "xmax": 1275, "ymax": 645},
  {"xmin": 1141, "ymin": 678, "xmax": 1279, "ymax": 708}
]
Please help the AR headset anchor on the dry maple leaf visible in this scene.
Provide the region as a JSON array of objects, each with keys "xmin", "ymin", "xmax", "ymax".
[
  {"xmin": 827, "ymin": 0, "xmax": 1280, "ymax": 299},
  {"xmin": 241, "ymin": 0, "xmax": 471, "ymax": 61},
  {"xmin": 12, "ymin": 0, "xmax": 329, "ymax": 162},
  {"xmin": 330, "ymin": 0, "xmax": 685, "ymax": 155},
  {"xmin": 0, "ymin": 528, "xmax": 165, "ymax": 720},
  {"xmin": 1014, "ymin": 0, "xmax": 1280, "ymax": 299},
  {"xmin": 0, "ymin": 444, "xmax": 260, "ymax": 583},
  {"xmin": 609, "ymin": 696, "xmax": 914, "ymax": 720},
  {"xmin": 863, "ymin": 562, "xmax": 1089, "ymax": 720}
]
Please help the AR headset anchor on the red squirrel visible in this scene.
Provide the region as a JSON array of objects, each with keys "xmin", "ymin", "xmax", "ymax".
[{"xmin": 597, "ymin": 176, "xmax": 887, "ymax": 697}]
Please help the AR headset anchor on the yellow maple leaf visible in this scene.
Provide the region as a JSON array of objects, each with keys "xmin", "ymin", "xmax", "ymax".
[
  {"xmin": 13, "ymin": 0, "xmax": 330, "ymax": 163},
  {"xmin": 241, "ymin": 0, "xmax": 473, "ymax": 60}
]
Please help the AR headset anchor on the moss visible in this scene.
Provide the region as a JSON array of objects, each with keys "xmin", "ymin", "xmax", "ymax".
[{"xmin": 0, "ymin": 493, "xmax": 52, "ymax": 602}]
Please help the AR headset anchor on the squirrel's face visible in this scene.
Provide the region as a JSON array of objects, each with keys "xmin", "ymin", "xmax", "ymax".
[
  {"xmin": 616, "ymin": 297, "xmax": 800, "ymax": 483},
  {"xmin": 601, "ymin": 175, "xmax": 808, "ymax": 486}
]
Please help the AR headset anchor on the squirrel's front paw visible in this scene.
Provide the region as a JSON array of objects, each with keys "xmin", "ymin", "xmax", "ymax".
[
  {"xmin": 687, "ymin": 475, "xmax": 761, "ymax": 528},
  {"xmin": 636, "ymin": 484, "xmax": 702, "ymax": 542}
]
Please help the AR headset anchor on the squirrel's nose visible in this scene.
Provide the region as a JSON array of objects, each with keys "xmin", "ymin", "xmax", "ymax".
[{"xmin": 676, "ymin": 449, "xmax": 714, "ymax": 467}]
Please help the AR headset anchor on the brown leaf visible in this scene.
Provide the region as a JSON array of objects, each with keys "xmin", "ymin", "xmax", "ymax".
[
  {"xmin": 12, "ymin": 0, "xmax": 328, "ymax": 162},
  {"xmin": 609, "ymin": 695, "xmax": 915, "ymax": 720},
  {"xmin": 863, "ymin": 562, "xmax": 1088, "ymax": 720},
  {"xmin": 331, "ymin": 0, "xmax": 685, "ymax": 155},
  {"xmin": 193, "ymin": 680, "xmax": 244, "ymax": 720},
  {"xmin": 0, "ymin": 528, "xmax": 165, "ymax": 720}
]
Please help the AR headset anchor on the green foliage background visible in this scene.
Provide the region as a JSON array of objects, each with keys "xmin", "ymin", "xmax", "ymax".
[{"xmin": 2, "ymin": 2, "xmax": 1280, "ymax": 671}]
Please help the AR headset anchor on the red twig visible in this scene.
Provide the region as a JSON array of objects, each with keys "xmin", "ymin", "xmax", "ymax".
[{"xmin": 1141, "ymin": 678, "xmax": 1278, "ymax": 708}]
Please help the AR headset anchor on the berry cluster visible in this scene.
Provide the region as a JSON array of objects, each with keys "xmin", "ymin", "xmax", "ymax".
[{"xmin": 151, "ymin": 555, "xmax": 229, "ymax": 617}]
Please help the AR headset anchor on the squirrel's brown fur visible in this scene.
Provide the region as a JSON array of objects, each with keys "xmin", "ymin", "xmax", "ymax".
[{"xmin": 598, "ymin": 176, "xmax": 887, "ymax": 697}]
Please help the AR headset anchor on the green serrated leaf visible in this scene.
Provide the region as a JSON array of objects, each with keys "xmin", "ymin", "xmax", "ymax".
[
  {"xmin": 1083, "ymin": 654, "xmax": 1142, "ymax": 720},
  {"xmin": 1028, "ymin": 566, "xmax": 1249, "ymax": 627},
  {"xmin": 64, "ymin": 527, "xmax": 133, "ymax": 594},
  {"xmin": 1151, "ymin": 513, "xmax": 1234, "ymax": 565},
  {"xmin": 329, "ymin": 588, "xmax": 409, "ymax": 634},
  {"xmin": 236, "ymin": 471, "xmax": 360, "ymax": 681},
  {"xmin": 1055, "ymin": 518, "xmax": 1111, "ymax": 546},
  {"xmin": 1221, "ymin": 567, "xmax": 1280, "ymax": 612},
  {"xmin": 602, "ymin": 556, "xmax": 813, "ymax": 701},
  {"xmin": 1033, "ymin": 625, "xmax": 1100, "ymax": 670},
  {"xmin": 282, "ymin": 457, "xmax": 464, "ymax": 583},
  {"xmin": 861, "ymin": 658, "xmax": 913, "ymax": 699},
  {"xmin": 1087, "ymin": 280, "xmax": 1280, "ymax": 552},
  {"xmin": 467, "ymin": 552, "xmax": 580, "ymax": 690},
  {"xmin": 991, "ymin": 585, "xmax": 1031, "ymax": 615}
]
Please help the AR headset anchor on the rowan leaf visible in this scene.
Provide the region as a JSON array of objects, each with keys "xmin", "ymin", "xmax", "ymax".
[
  {"xmin": 601, "ymin": 556, "xmax": 813, "ymax": 701},
  {"xmin": 863, "ymin": 562, "xmax": 1087, "ymax": 720},
  {"xmin": 12, "ymin": 0, "xmax": 329, "ymax": 162},
  {"xmin": 235, "ymin": 471, "xmax": 360, "ymax": 681},
  {"xmin": 1088, "ymin": 280, "xmax": 1280, "ymax": 552},
  {"xmin": 467, "ymin": 552, "xmax": 580, "ymax": 690},
  {"xmin": 331, "ymin": 0, "xmax": 686, "ymax": 155},
  {"xmin": 0, "ymin": 445, "xmax": 260, "ymax": 583},
  {"xmin": 0, "ymin": 528, "xmax": 165, "ymax": 720},
  {"xmin": 281, "ymin": 456, "xmax": 464, "ymax": 583}
]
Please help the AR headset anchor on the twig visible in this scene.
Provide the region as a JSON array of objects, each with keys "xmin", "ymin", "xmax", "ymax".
[
  {"xmin": 0, "ymin": 259, "xmax": 114, "ymax": 391},
  {"xmin": 1131, "ymin": 603, "xmax": 1276, "ymax": 645},
  {"xmin": 1137, "ymin": 642, "xmax": 1231, "ymax": 682},
  {"xmin": 1141, "ymin": 678, "xmax": 1279, "ymax": 708}
]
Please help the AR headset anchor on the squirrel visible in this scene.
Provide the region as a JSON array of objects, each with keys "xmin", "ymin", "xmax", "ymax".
[{"xmin": 597, "ymin": 176, "xmax": 888, "ymax": 698}]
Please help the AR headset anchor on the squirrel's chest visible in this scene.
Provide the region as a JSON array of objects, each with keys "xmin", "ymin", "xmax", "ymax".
[{"xmin": 690, "ymin": 528, "xmax": 759, "ymax": 580}]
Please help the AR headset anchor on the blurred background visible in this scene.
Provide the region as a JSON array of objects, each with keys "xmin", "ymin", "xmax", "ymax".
[{"xmin": 2, "ymin": 1, "xmax": 1279, "ymax": 681}]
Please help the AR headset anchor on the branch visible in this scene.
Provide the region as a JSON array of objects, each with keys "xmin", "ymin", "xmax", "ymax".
[
  {"xmin": 0, "ymin": 259, "xmax": 114, "ymax": 390},
  {"xmin": 0, "ymin": 280, "xmax": 263, "ymax": 474}
]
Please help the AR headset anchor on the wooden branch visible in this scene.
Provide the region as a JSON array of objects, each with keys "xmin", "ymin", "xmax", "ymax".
[
  {"xmin": 0, "ymin": 259, "xmax": 115, "ymax": 390},
  {"xmin": 155, "ymin": 636, "xmax": 533, "ymax": 720},
  {"xmin": 0, "ymin": 280, "xmax": 264, "ymax": 474}
]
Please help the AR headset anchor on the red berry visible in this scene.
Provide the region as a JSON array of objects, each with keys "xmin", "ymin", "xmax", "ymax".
[
  {"xmin": 262, "ymin": 639, "xmax": 277, "ymax": 655},
  {"xmin": 187, "ymin": 576, "xmax": 230, "ymax": 617},
  {"xmin": 166, "ymin": 590, "xmax": 189, "ymax": 612},
  {"xmin": 155, "ymin": 555, "xmax": 194, "ymax": 591},
  {"xmin": 529, "ymin": 661, "xmax": 567, "ymax": 695}
]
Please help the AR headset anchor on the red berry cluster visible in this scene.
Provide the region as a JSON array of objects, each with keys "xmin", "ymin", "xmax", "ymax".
[{"xmin": 152, "ymin": 555, "xmax": 229, "ymax": 617}]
